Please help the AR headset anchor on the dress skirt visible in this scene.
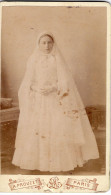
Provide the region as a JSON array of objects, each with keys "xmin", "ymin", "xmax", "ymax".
[{"xmin": 12, "ymin": 89, "xmax": 99, "ymax": 172}]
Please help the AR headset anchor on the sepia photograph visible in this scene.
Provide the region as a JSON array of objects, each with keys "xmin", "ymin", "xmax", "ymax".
[{"xmin": 0, "ymin": 1, "xmax": 110, "ymax": 193}]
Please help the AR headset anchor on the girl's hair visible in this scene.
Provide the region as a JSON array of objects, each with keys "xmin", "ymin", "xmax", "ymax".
[{"xmin": 38, "ymin": 34, "xmax": 54, "ymax": 43}]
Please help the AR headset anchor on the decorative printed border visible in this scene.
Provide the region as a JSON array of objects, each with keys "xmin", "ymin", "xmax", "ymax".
[{"xmin": 8, "ymin": 177, "xmax": 99, "ymax": 192}]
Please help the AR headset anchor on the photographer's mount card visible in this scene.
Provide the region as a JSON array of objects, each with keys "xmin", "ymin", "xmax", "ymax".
[{"xmin": 0, "ymin": 1, "xmax": 110, "ymax": 193}]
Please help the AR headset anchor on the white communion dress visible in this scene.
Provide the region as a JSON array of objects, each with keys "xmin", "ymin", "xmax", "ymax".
[{"xmin": 12, "ymin": 34, "xmax": 99, "ymax": 172}]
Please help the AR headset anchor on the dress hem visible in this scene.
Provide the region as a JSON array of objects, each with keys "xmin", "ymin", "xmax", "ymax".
[{"xmin": 12, "ymin": 156, "xmax": 99, "ymax": 172}]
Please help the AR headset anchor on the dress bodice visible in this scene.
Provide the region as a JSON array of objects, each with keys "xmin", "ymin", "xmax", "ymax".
[{"xmin": 34, "ymin": 54, "xmax": 58, "ymax": 89}]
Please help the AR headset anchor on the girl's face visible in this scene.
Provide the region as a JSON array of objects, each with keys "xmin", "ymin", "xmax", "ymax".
[{"xmin": 39, "ymin": 35, "xmax": 54, "ymax": 54}]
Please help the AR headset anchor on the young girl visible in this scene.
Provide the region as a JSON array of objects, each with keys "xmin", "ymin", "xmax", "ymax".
[{"xmin": 12, "ymin": 32, "xmax": 99, "ymax": 172}]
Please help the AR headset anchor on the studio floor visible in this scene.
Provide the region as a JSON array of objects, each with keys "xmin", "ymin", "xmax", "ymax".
[{"xmin": 1, "ymin": 120, "xmax": 106, "ymax": 175}]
